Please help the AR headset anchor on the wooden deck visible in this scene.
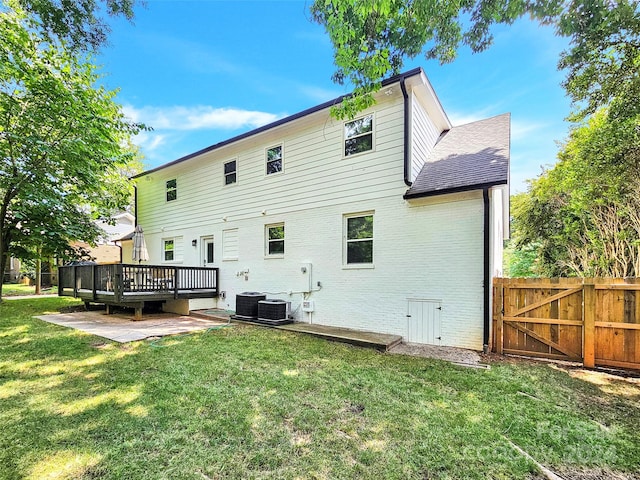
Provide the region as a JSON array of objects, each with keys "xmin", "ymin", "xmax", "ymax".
[{"xmin": 59, "ymin": 264, "xmax": 219, "ymax": 319}]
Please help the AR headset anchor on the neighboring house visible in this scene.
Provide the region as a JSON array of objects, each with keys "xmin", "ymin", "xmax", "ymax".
[
  {"xmin": 3, "ymin": 256, "xmax": 21, "ymax": 282},
  {"xmin": 133, "ymin": 68, "xmax": 509, "ymax": 351},
  {"xmin": 73, "ymin": 212, "xmax": 136, "ymax": 264}
]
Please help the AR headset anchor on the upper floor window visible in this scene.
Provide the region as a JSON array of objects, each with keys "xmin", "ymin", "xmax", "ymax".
[
  {"xmin": 224, "ymin": 160, "xmax": 237, "ymax": 185},
  {"xmin": 265, "ymin": 223, "xmax": 285, "ymax": 256},
  {"xmin": 266, "ymin": 145, "xmax": 283, "ymax": 175},
  {"xmin": 166, "ymin": 179, "xmax": 177, "ymax": 202},
  {"xmin": 344, "ymin": 213, "xmax": 373, "ymax": 265},
  {"xmin": 344, "ymin": 114, "xmax": 373, "ymax": 156}
]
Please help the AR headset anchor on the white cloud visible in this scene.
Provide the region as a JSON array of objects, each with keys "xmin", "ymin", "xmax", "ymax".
[
  {"xmin": 123, "ymin": 105, "xmax": 282, "ymax": 132},
  {"xmin": 447, "ymin": 105, "xmax": 502, "ymax": 126},
  {"xmin": 134, "ymin": 131, "xmax": 166, "ymax": 152},
  {"xmin": 510, "ymin": 120, "xmax": 547, "ymax": 141},
  {"xmin": 297, "ymin": 84, "xmax": 344, "ymax": 103}
]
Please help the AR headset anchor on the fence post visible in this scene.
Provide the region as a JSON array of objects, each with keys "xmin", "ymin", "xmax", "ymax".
[
  {"xmin": 583, "ymin": 282, "xmax": 596, "ymax": 368},
  {"xmin": 494, "ymin": 279, "xmax": 504, "ymax": 354}
]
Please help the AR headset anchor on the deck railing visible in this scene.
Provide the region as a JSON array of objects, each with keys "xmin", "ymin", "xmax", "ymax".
[{"xmin": 58, "ymin": 264, "xmax": 219, "ymax": 302}]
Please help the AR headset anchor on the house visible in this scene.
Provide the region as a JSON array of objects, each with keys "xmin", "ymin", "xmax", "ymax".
[
  {"xmin": 3, "ymin": 256, "xmax": 20, "ymax": 283},
  {"xmin": 72, "ymin": 212, "xmax": 136, "ymax": 264},
  {"xmin": 132, "ymin": 67, "xmax": 509, "ymax": 351}
]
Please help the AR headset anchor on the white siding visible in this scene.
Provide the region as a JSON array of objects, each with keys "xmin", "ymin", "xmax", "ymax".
[
  {"xmin": 410, "ymin": 93, "xmax": 441, "ymax": 182},
  {"xmin": 222, "ymin": 228, "xmax": 239, "ymax": 261},
  {"xmin": 135, "ymin": 88, "xmax": 491, "ymax": 350}
]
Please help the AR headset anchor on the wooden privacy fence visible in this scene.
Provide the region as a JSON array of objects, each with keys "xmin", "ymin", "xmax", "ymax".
[{"xmin": 493, "ymin": 278, "xmax": 640, "ymax": 371}]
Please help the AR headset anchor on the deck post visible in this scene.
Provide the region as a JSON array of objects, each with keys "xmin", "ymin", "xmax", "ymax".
[
  {"xmin": 134, "ymin": 306, "xmax": 143, "ymax": 320},
  {"xmin": 114, "ymin": 264, "xmax": 124, "ymax": 303},
  {"xmin": 173, "ymin": 266, "xmax": 179, "ymax": 299},
  {"xmin": 92, "ymin": 265, "xmax": 97, "ymax": 301},
  {"xmin": 73, "ymin": 266, "xmax": 79, "ymax": 298}
]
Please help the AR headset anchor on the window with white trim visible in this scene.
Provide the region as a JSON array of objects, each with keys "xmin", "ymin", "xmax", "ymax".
[
  {"xmin": 265, "ymin": 223, "xmax": 284, "ymax": 256},
  {"xmin": 344, "ymin": 213, "xmax": 373, "ymax": 265},
  {"xmin": 224, "ymin": 160, "xmax": 237, "ymax": 185},
  {"xmin": 344, "ymin": 114, "xmax": 373, "ymax": 156},
  {"xmin": 163, "ymin": 239, "xmax": 175, "ymax": 261},
  {"xmin": 166, "ymin": 179, "xmax": 177, "ymax": 202},
  {"xmin": 266, "ymin": 145, "xmax": 283, "ymax": 175}
]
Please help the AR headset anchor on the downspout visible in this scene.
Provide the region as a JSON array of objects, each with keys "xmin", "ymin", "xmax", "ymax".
[
  {"xmin": 400, "ymin": 78, "xmax": 411, "ymax": 186},
  {"xmin": 134, "ymin": 185, "xmax": 138, "ymax": 227},
  {"xmin": 482, "ymin": 187, "xmax": 491, "ymax": 352}
]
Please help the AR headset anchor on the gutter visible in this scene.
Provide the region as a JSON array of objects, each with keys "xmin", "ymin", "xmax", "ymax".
[
  {"xmin": 400, "ymin": 77, "xmax": 411, "ymax": 187},
  {"xmin": 403, "ymin": 181, "xmax": 507, "ymax": 200},
  {"xmin": 482, "ymin": 187, "xmax": 490, "ymax": 352}
]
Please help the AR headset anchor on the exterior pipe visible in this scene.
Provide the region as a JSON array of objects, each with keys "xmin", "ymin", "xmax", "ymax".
[
  {"xmin": 483, "ymin": 187, "xmax": 491, "ymax": 352},
  {"xmin": 134, "ymin": 185, "xmax": 138, "ymax": 227},
  {"xmin": 400, "ymin": 77, "xmax": 411, "ymax": 186}
]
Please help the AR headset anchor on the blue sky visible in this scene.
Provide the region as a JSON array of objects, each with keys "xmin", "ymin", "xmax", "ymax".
[{"xmin": 98, "ymin": 0, "xmax": 573, "ymax": 193}]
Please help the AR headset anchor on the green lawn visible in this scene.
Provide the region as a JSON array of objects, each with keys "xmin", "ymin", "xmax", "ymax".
[
  {"xmin": 1, "ymin": 283, "xmax": 39, "ymax": 296},
  {"xmin": 1, "ymin": 297, "xmax": 639, "ymax": 479}
]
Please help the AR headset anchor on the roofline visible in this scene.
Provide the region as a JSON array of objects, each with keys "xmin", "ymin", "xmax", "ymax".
[
  {"xmin": 133, "ymin": 67, "xmax": 425, "ymax": 179},
  {"xmin": 402, "ymin": 180, "xmax": 507, "ymax": 200}
]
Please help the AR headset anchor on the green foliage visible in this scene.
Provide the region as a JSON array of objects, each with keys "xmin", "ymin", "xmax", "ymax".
[
  {"xmin": 310, "ymin": 0, "xmax": 639, "ymax": 121},
  {"xmin": 5, "ymin": 0, "xmax": 139, "ymax": 51},
  {"xmin": 558, "ymin": 0, "xmax": 640, "ymax": 121},
  {"xmin": 0, "ymin": 8, "xmax": 145, "ymax": 296},
  {"xmin": 511, "ymin": 109, "xmax": 640, "ymax": 276}
]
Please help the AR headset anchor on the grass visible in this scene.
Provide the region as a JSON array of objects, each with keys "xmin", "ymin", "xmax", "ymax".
[
  {"xmin": 1, "ymin": 283, "xmax": 41, "ymax": 296},
  {"xmin": 1, "ymin": 297, "xmax": 639, "ymax": 479}
]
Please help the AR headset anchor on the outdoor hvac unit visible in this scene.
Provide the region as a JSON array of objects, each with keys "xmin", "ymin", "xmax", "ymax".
[
  {"xmin": 258, "ymin": 299, "xmax": 290, "ymax": 322},
  {"xmin": 235, "ymin": 292, "xmax": 266, "ymax": 319}
]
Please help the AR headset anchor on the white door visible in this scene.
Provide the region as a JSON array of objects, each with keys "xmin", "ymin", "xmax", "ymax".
[
  {"xmin": 201, "ymin": 236, "xmax": 215, "ymax": 267},
  {"xmin": 407, "ymin": 299, "xmax": 442, "ymax": 345}
]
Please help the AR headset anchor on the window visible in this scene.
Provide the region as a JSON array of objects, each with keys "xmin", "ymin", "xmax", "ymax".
[
  {"xmin": 224, "ymin": 160, "xmax": 237, "ymax": 185},
  {"xmin": 265, "ymin": 223, "xmax": 284, "ymax": 256},
  {"xmin": 166, "ymin": 179, "xmax": 177, "ymax": 202},
  {"xmin": 344, "ymin": 114, "xmax": 373, "ymax": 156},
  {"xmin": 345, "ymin": 213, "xmax": 373, "ymax": 265},
  {"xmin": 163, "ymin": 239, "xmax": 175, "ymax": 261},
  {"xmin": 266, "ymin": 145, "xmax": 283, "ymax": 175}
]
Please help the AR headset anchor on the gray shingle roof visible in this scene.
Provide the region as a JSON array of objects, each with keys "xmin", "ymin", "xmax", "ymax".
[{"xmin": 404, "ymin": 113, "xmax": 510, "ymax": 198}]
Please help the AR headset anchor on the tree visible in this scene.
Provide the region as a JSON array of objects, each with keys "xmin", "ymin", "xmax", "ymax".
[
  {"xmin": 0, "ymin": 8, "xmax": 144, "ymax": 299},
  {"xmin": 7, "ymin": 0, "xmax": 140, "ymax": 51},
  {"xmin": 310, "ymin": 0, "xmax": 640, "ymax": 120},
  {"xmin": 511, "ymin": 109, "xmax": 640, "ymax": 277}
]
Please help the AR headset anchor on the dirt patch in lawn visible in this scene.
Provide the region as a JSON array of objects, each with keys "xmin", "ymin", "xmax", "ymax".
[{"xmin": 388, "ymin": 342, "xmax": 485, "ymax": 367}]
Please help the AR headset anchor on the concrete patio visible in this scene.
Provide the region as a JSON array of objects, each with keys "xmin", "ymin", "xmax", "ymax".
[{"xmin": 36, "ymin": 310, "xmax": 229, "ymax": 343}]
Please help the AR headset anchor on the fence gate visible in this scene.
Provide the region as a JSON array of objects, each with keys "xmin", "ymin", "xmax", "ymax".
[
  {"xmin": 493, "ymin": 278, "xmax": 640, "ymax": 371},
  {"xmin": 407, "ymin": 299, "xmax": 442, "ymax": 345},
  {"xmin": 495, "ymin": 279, "xmax": 583, "ymax": 361}
]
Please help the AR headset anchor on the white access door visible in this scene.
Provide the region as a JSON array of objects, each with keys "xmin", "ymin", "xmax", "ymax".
[
  {"xmin": 407, "ymin": 299, "xmax": 442, "ymax": 345},
  {"xmin": 201, "ymin": 236, "xmax": 215, "ymax": 267}
]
